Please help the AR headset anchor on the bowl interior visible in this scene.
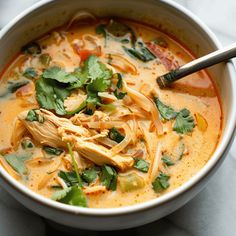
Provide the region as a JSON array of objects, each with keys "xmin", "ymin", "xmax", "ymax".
[{"xmin": 0, "ymin": 0, "xmax": 235, "ymax": 215}]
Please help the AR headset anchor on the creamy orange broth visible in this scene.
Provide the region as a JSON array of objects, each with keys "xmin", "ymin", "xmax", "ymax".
[{"xmin": 0, "ymin": 19, "xmax": 222, "ymax": 208}]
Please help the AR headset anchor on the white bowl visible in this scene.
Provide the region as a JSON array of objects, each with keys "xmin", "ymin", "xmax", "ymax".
[{"xmin": 0, "ymin": 0, "xmax": 235, "ymax": 230}]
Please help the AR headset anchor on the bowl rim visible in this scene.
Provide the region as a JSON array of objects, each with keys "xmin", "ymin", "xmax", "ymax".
[{"xmin": 0, "ymin": 0, "xmax": 236, "ymax": 217}]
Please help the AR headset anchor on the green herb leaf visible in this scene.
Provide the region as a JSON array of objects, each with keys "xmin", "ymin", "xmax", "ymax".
[
  {"xmin": 123, "ymin": 39, "xmax": 156, "ymax": 62},
  {"xmin": 4, "ymin": 153, "xmax": 30, "ymax": 175},
  {"xmin": 81, "ymin": 167, "xmax": 100, "ymax": 184},
  {"xmin": 7, "ymin": 81, "xmax": 29, "ymax": 93},
  {"xmin": 25, "ymin": 109, "xmax": 44, "ymax": 123},
  {"xmin": 22, "ymin": 42, "xmax": 41, "ymax": 55},
  {"xmin": 58, "ymin": 171, "xmax": 79, "ymax": 187},
  {"xmin": 133, "ymin": 158, "xmax": 150, "ymax": 173},
  {"xmin": 152, "ymin": 172, "xmax": 170, "ymax": 193},
  {"xmin": 101, "ymin": 165, "xmax": 117, "ymax": 191},
  {"xmin": 43, "ymin": 146, "xmax": 64, "ymax": 156},
  {"xmin": 35, "ymin": 77, "xmax": 70, "ymax": 115},
  {"xmin": 43, "ymin": 66, "xmax": 78, "ymax": 84},
  {"xmin": 173, "ymin": 108, "xmax": 195, "ymax": 134},
  {"xmin": 52, "ymin": 185, "xmax": 87, "ymax": 207},
  {"xmin": 87, "ymin": 76, "xmax": 111, "ymax": 93},
  {"xmin": 154, "ymin": 98, "xmax": 178, "ymax": 120},
  {"xmin": 21, "ymin": 139, "xmax": 34, "ymax": 149},
  {"xmin": 39, "ymin": 53, "xmax": 52, "ymax": 67},
  {"xmin": 23, "ymin": 68, "xmax": 37, "ymax": 79},
  {"xmin": 161, "ymin": 155, "xmax": 174, "ymax": 166},
  {"xmin": 67, "ymin": 143, "xmax": 82, "ymax": 187},
  {"xmin": 108, "ymin": 127, "xmax": 124, "ymax": 143}
]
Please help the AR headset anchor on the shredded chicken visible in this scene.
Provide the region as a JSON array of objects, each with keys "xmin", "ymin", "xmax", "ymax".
[{"xmin": 83, "ymin": 185, "xmax": 107, "ymax": 195}]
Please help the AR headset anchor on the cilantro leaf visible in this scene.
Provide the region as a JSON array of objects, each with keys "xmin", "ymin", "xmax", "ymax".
[
  {"xmin": 154, "ymin": 97, "xmax": 178, "ymax": 120},
  {"xmin": 43, "ymin": 146, "xmax": 64, "ymax": 156},
  {"xmin": 133, "ymin": 158, "xmax": 150, "ymax": 173},
  {"xmin": 173, "ymin": 108, "xmax": 195, "ymax": 134},
  {"xmin": 87, "ymin": 77, "xmax": 111, "ymax": 93},
  {"xmin": 35, "ymin": 77, "xmax": 70, "ymax": 115},
  {"xmin": 81, "ymin": 167, "xmax": 100, "ymax": 184},
  {"xmin": 43, "ymin": 66, "xmax": 78, "ymax": 84},
  {"xmin": 161, "ymin": 155, "xmax": 174, "ymax": 166},
  {"xmin": 52, "ymin": 186, "xmax": 87, "ymax": 207},
  {"xmin": 101, "ymin": 165, "xmax": 117, "ymax": 191},
  {"xmin": 152, "ymin": 172, "xmax": 170, "ymax": 193},
  {"xmin": 25, "ymin": 109, "xmax": 44, "ymax": 123},
  {"xmin": 108, "ymin": 128, "xmax": 124, "ymax": 143},
  {"xmin": 4, "ymin": 153, "xmax": 30, "ymax": 175},
  {"xmin": 23, "ymin": 67, "xmax": 37, "ymax": 79},
  {"xmin": 58, "ymin": 171, "xmax": 79, "ymax": 187}
]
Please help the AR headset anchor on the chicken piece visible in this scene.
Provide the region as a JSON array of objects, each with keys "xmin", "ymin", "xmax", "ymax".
[
  {"xmin": 11, "ymin": 119, "xmax": 27, "ymax": 150},
  {"xmin": 61, "ymin": 133, "xmax": 134, "ymax": 171},
  {"xmin": 83, "ymin": 185, "xmax": 107, "ymax": 195},
  {"xmin": 15, "ymin": 109, "xmax": 133, "ymax": 171},
  {"xmin": 71, "ymin": 110, "xmax": 110, "ymax": 125},
  {"xmin": 17, "ymin": 109, "xmax": 90, "ymax": 148}
]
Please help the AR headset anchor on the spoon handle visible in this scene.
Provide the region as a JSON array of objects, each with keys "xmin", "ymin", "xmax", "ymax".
[{"xmin": 157, "ymin": 42, "xmax": 236, "ymax": 88}]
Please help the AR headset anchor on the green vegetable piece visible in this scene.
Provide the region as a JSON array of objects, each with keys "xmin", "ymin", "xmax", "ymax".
[
  {"xmin": 22, "ymin": 42, "xmax": 41, "ymax": 55},
  {"xmin": 119, "ymin": 173, "xmax": 145, "ymax": 193},
  {"xmin": 133, "ymin": 158, "xmax": 150, "ymax": 173},
  {"xmin": 4, "ymin": 153, "xmax": 30, "ymax": 175},
  {"xmin": 58, "ymin": 171, "xmax": 79, "ymax": 187},
  {"xmin": 39, "ymin": 53, "xmax": 52, "ymax": 67},
  {"xmin": 161, "ymin": 155, "xmax": 174, "ymax": 166},
  {"xmin": 35, "ymin": 77, "xmax": 70, "ymax": 115},
  {"xmin": 25, "ymin": 109, "xmax": 44, "ymax": 123},
  {"xmin": 108, "ymin": 127, "xmax": 124, "ymax": 143},
  {"xmin": 23, "ymin": 67, "xmax": 37, "ymax": 79},
  {"xmin": 87, "ymin": 76, "xmax": 111, "ymax": 93},
  {"xmin": 21, "ymin": 139, "xmax": 34, "ymax": 149},
  {"xmin": 67, "ymin": 143, "xmax": 82, "ymax": 187},
  {"xmin": 8, "ymin": 81, "xmax": 29, "ymax": 93},
  {"xmin": 175, "ymin": 140, "xmax": 185, "ymax": 160},
  {"xmin": 173, "ymin": 108, "xmax": 195, "ymax": 134},
  {"xmin": 52, "ymin": 185, "xmax": 87, "ymax": 207},
  {"xmin": 81, "ymin": 167, "xmax": 100, "ymax": 184},
  {"xmin": 154, "ymin": 98, "xmax": 178, "ymax": 120},
  {"xmin": 43, "ymin": 66, "xmax": 78, "ymax": 84},
  {"xmin": 96, "ymin": 24, "xmax": 107, "ymax": 46},
  {"xmin": 123, "ymin": 39, "xmax": 156, "ymax": 62},
  {"xmin": 101, "ymin": 165, "xmax": 117, "ymax": 191},
  {"xmin": 43, "ymin": 146, "xmax": 64, "ymax": 156},
  {"xmin": 152, "ymin": 172, "xmax": 170, "ymax": 193}
]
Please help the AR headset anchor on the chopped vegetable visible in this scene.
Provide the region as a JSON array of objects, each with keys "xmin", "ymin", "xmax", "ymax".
[
  {"xmin": 43, "ymin": 146, "xmax": 64, "ymax": 156},
  {"xmin": 195, "ymin": 113, "xmax": 208, "ymax": 132},
  {"xmin": 23, "ymin": 68, "xmax": 37, "ymax": 79},
  {"xmin": 81, "ymin": 167, "xmax": 100, "ymax": 184},
  {"xmin": 161, "ymin": 155, "xmax": 174, "ymax": 166},
  {"xmin": 108, "ymin": 127, "xmax": 125, "ymax": 143},
  {"xmin": 152, "ymin": 172, "xmax": 170, "ymax": 193},
  {"xmin": 119, "ymin": 173, "xmax": 145, "ymax": 192},
  {"xmin": 25, "ymin": 109, "xmax": 44, "ymax": 123},
  {"xmin": 123, "ymin": 39, "xmax": 156, "ymax": 62},
  {"xmin": 154, "ymin": 97, "xmax": 178, "ymax": 120},
  {"xmin": 39, "ymin": 53, "xmax": 51, "ymax": 67},
  {"xmin": 21, "ymin": 139, "xmax": 34, "ymax": 149},
  {"xmin": 67, "ymin": 143, "xmax": 82, "ymax": 187},
  {"xmin": 7, "ymin": 81, "xmax": 29, "ymax": 93},
  {"xmin": 35, "ymin": 77, "xmax": 70, "ymax": 115},
  {"xmin": 58, "ymin": 170, "xmax": 79, "ymax": 187},
  {"xmin": 114, "ymin": 73, "xmax": 127, "ymax": 99},
  {"xmin": 133, "ymin": 158, "xmax": 150, "ymax": 173},
  {"xmin": 22, "ymin": 42, "xmax": 41, "ymax": 55},
  {"xmin": 173, "ymin": 108, "xmax": 195, "ymax": 134},
  {"xmin": 4, "ymin": 153, "xmax": 30, "ymax": 175},
  {"xmin": 52, "ymin": 185, "xmax": 87, "ymax": 207},
  {"xmin": 100, "ymin": 165, "xmax": 117, "ymax": 191}
]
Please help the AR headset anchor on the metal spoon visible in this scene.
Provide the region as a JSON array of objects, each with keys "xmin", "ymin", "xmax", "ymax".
[{"xmin": 156, "ymin": 43, "xmax": 236, "ymax": 88}]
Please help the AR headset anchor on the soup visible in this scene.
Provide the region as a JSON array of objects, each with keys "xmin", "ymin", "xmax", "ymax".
[{"xmin": 0, "ymin": 17, "xmax": 222, "ymax": 208}]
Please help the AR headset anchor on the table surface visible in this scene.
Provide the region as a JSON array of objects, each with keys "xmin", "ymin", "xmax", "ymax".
[{"xmin": 0, "ymin": 0, "xmax": 236, "ymax": 235}]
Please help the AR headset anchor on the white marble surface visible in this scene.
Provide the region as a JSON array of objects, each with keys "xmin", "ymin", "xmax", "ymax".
[{"xmin": 0, "ymin": 0, "xmax": 236, "ymax": 235}]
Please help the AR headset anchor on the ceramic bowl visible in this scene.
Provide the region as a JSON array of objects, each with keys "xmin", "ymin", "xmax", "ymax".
[{"xmin": 0, "ymin": 0, "xmax": 235, "ymax": 230}]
